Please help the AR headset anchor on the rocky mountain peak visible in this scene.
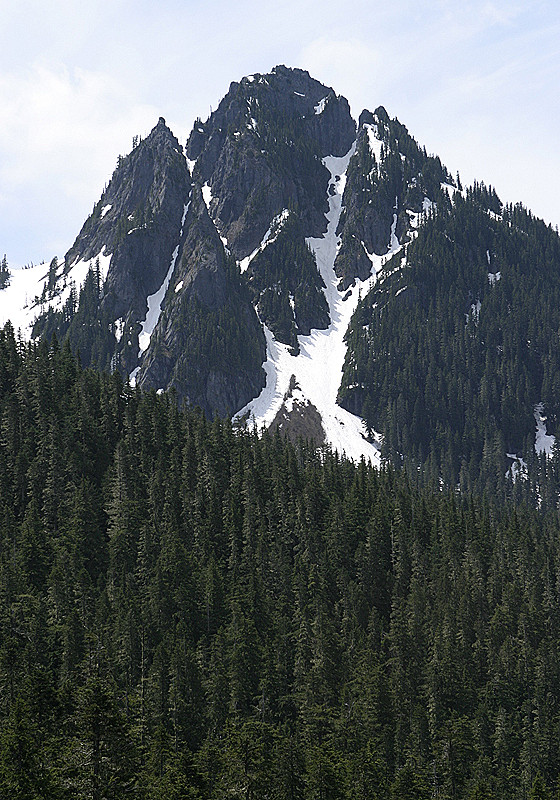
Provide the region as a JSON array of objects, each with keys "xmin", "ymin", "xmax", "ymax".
[
  {"xmin": 64, "ymin": 116, "xmax": 188, "ymax": 271},
  {"xmin": 3, "ymin": 64, "xmax": 560, "ymax": 501},
  {"xmin": 185, "ymin": 66, "xmax": 356, "ymax": 271}
]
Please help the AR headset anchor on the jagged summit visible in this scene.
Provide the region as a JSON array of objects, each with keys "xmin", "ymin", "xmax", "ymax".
[
  {"xmin": 30, "ymin": 101, "xmax": 266, "ymax": 416},
  {"xmin": 185, "ymin": 65, "xmax": 355, "ymax": 247},
  {"xmin": 188, "ymin": 65, "xmax": 355, "ymax": 167},
  {"xmin": 3, "ymin": 65, "xmax": 560, "ymax": 488},
  {"xmin": 65, "ymin": 116, "xmax": 188, "ymax": 271},
  {"xmin": 334, "ymin": 103, "xmax": 452, "ymax": 288},
  {"xmin": 0, "ymin": 66, "xmax": 455, "ymax": 454}
]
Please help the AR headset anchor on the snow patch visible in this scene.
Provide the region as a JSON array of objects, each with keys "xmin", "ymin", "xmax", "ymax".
[
  {"xmin": 506, "ymin": 454, "xmax": 528, "ymax": 482},
  {"xmin": 364, "ymin": 123, "xmax": 382, "ymax": 163},
  {"xmin": 0, "ymin": 261, "xmax": 57, "ymax": 334},
  {"xmin": 314, "ymin": 96, "xmax": 328, "ymax": 115},
  {"xmin": 534, "ymin": 402, "xmax": 555, "ymax": 456},
  {"xmin": 488, "ymin": 271, "xmax": 501, "ymax": 284},
  {"xmin": 441, "ymin": 182, "xmax": 464, "ymax": 200},
  {"xmin": 201, "ymin": 182, "xmax": 231, "ymax": 252},
  {"xmin": 68, "ymin": 249, "xmax": 112, "ymax": 285},
  {"xmin": 389, "ymin": 208, "xmax": 399, "ymax": 252},
  {"xmin": 0, "ymin": 249, "xmax": 111, "ymax": 337},
  {"xmin": 360, "ymin": 241, "xmax": 379, "ymax": 267},
  {"xmin": 407, "ymin": 210, "xmax": 420, "ymax": 229},
  {"xmin": 466, "ymin": 299, "xmax": 481, "ymax": 323},
  {"xmin": 201, "ymin": 183, "xmax": 213, "ymax": 212},
  {"xmin": 239, "ymin": 209, "xmax": 290, "ymax": 273},
  {"xmin": 174, "ymin": 280, "xmax": 184, "ymax": 293},
  {"xmin": 100, "ymin": 204, "xmax": 112, "ymax": 218},
  {"xmin": 114, "ymin": 318, "xmax": 125, "ymax": 343}
]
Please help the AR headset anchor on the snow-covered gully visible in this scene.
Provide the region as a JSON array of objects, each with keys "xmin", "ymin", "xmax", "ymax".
[
  {"xmin": 235, "ymin": 143, "xmax": 402, "ymax": 465},
  {"xmin": 130, "ymin": 196, "xmax": 191, "ymax": 385}
]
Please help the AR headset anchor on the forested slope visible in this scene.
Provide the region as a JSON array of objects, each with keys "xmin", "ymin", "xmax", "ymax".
[
  {"xmin": 340, "ymin": 184, "xmax": 560, "ymax": 504},
  {"xmin": 1, "ymin": 322, "xmax": 559, "ymax": 799}
]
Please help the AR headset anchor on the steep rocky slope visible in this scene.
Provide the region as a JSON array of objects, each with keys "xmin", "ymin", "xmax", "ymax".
[
  {"xmin": 187, "ymin": 66, "xmax": 356, "ymax": 345},
  {"xmin": 334, "ymin": 107, "xmax": 451, "ymax": 289},
  {"xmin": 30, "ymin": 116, "xmax": 267, "ymax": 417},
  {"xmin": 137, "ymin": 185, "xmax": 266, "ymax": 416},
  {"xmin": 3, "ymin": 64, "xmax": 560, "ymax": 493}
]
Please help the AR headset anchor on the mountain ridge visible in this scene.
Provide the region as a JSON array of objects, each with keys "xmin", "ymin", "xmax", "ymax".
[{"xmin": 2, "ymin": 64, "xmax": 560, "ymax": 501}]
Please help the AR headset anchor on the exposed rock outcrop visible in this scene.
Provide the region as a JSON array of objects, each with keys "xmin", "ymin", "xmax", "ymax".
[{"xmin": 138, "ymin": 186, "xmax": 266, "ymax": 416}]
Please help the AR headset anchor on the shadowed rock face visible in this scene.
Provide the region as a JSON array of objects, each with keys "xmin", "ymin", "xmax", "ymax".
[
  {"xmin": 137, "ymin": 186, "xmax": 266, "ymax": 417},
  {"xmin": 67, "ymin": 118, "xmax": 191, "ymax": 309},
  {"xmin": 54, "ymin": 115, "xmax": 266, "ymax": 413},
  {"xmin": 185, "ymin": 66, "xmax": 355, "ymax": 351},
  {"xmin": 269, "ymin": 375, "xmax": 326, "ymax": 446},
  {"xmin": 187, "ymin": 65, "xmax": 356, "ymax": 258}
]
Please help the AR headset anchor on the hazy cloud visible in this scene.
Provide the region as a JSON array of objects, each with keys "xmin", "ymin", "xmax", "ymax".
[{"xmin": 0, "ymin": 62, "xmax": 158, "ymax": 262}]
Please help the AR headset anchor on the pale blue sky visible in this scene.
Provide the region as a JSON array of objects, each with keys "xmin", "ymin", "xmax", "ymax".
[{"xmin": 1, "ymin": 0, "xmax": 558, "ymax": 264}]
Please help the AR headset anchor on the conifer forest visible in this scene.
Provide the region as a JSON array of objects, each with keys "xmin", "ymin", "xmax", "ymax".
[{"xmin": 1, "ymin": 324, "xmax": 560, "ymax": 800}]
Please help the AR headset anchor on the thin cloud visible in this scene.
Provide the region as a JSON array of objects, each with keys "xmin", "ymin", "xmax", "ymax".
[{"xmin": 0, "ymin": 62, "xmax": 158, "ymax": 263}]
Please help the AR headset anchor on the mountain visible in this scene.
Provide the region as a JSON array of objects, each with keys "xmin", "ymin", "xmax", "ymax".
[
  {"xmin": 4, "ymin": 67, "xmax": 560, "ymax": 798},
  {"xmin": 2, "ymin": 64, "xmax": 560, "ymax": 502}
]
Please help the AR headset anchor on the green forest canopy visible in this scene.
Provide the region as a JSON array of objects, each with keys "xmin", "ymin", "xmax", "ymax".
[{"xmin": 1, "ymin": 322, "xmax": 560, "ymax": 799}]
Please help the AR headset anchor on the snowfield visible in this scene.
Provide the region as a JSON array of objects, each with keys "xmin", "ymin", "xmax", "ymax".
[
  {"xmin": 235, "ymin": 139, "xmax": 402, "ymax": 465},
  {"xmin": 0, "ymin": 250, "xmax": 111, "ymax": 337}
]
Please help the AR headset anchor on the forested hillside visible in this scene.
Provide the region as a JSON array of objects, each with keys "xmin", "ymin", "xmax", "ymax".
[
  {"xmin": 1, "ymin": 322, "xmax": 560, "ymax": 799},
  {"xmin": 340, "ymin": 184, "xmax": 560, "ymax": 504}
]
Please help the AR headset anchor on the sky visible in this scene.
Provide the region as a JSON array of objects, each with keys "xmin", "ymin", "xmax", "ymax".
[{"xmin": 0, "ymin": 0, "xmax": 558, "ymax": 265}]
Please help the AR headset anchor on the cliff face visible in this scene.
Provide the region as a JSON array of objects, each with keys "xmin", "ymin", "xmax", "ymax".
[
  {"xmin": 137, "ymin": 185, "xmax": 266, "ymax": 417},
  {"xmin": 67, "ymin": 118, "xmax": 190, "ymax": 310},
  {"xmin": 32, "ymin": 114, "xmax": 267, "ymax": 415},
  {"xmin": 21, "ymin": 66, "xmax": 454, "ymax": 438},
  {"xmin": 333, "ymin": 108, "xmax": 451, "ymax": 289},
  {"xmin": 35, "ymin": 118, "xmax": 195, "ymax": 376},
  {"xmin": 185, "ymin": 66, "xmax": 356, "ymax": 350},
  {"xmin": 187, "ymin": 65, "xmax": 356, "ymax": 257}
]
